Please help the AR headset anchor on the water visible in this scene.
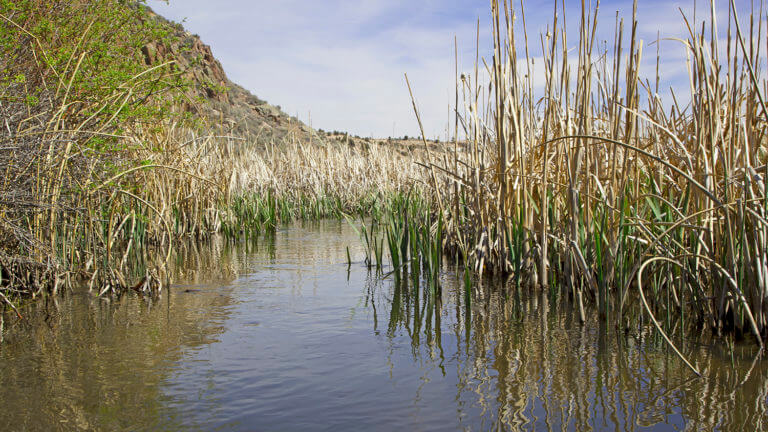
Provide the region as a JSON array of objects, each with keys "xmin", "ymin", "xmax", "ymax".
[{"xmin": 0, "ymin": 220, "xmax": 766, "ymax": 431}]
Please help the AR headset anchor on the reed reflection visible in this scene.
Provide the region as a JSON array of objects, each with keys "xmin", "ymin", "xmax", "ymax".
[
  {"xmin": 375, "ymin": 266, "xmax": 768, "ymax": 431},
  {"xmin": 0, "ymin": 238, "xmax": 241, "ymax": 431}
]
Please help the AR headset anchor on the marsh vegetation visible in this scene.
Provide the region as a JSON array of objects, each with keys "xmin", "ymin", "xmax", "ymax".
[
  {"xmin": 376, "ymin": 0, "xmax": 768, "ymax": 359},
  {"xmin": 1, "ymin": 1, "xmax": 768, "ymax": 427}
]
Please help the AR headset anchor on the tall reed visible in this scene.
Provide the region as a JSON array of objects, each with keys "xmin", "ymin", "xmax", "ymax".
[{"xmin": 412, "ymin": 0, "xmax": 768, "ymax": 348}]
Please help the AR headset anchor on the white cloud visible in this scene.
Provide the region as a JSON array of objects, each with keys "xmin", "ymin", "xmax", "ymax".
[{"xmin": 148, "ymin": 0, "xmax": 762, "ymax": 138}]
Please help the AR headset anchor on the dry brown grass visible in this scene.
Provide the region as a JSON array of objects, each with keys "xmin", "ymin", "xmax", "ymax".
[
  {"xmin": 0, "ymin": 104, "xmax": 428, "ymax": 300},
  {"xmin": 411, "ymin": 0, "xmax": 768, "ymax": 350}
]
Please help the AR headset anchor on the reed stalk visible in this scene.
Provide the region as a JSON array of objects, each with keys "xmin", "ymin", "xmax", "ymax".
[{"xmin": 405, "ymin": 0, "xmax": 768, "ymax": 345}]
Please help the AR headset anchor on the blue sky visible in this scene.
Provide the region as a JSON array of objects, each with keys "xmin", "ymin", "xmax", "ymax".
[{"xmin": 148, "ymin": 0, "xmax": 757, "ymax": 138}]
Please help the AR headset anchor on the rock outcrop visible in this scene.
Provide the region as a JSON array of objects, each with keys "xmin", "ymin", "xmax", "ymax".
[{"xmin": 141, "ymin": 9, "xmax": 313, "ymax": 143}]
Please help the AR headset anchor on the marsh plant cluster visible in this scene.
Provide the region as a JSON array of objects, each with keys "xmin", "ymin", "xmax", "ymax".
[{"xmin": 376, "ymin": 0, "xmax": 768, "ymax": 364}]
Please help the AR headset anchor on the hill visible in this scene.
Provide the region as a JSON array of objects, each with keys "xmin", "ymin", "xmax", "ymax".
[{"xmin": 140, "ymin": 8, "xmax": 314, "ymax": 143}]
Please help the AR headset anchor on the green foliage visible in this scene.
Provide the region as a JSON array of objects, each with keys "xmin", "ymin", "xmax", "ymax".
[{"xmin": 0, "ymin": 0, "xmax": 188, "ymax": 135}]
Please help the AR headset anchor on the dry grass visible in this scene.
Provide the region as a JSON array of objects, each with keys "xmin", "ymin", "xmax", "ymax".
[
  {"xmin": 411, "ymin": 0, "xmax": 768, "ymax": 348},
  {"xmin": 0, "ymin": 104, "xmax": 429, "ymax": 300},
  {"xmin": 139, "ymin": 122, "xmax": 432, "ymax": 236}
]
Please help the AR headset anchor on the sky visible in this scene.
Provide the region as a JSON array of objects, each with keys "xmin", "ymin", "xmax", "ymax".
[{"xmin": 148, "ymin": 0, "xmax": 758, "ymax": 138}]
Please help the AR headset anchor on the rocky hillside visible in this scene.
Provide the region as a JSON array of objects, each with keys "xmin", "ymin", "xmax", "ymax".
[{"xmin": 141, "ymin": 8, "xmax": 314, "ymax": 143}]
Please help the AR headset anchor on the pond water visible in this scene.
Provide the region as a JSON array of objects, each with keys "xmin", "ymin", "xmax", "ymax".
[{"xmin": 0, "ymin": 220, "xmax": 766, "ymax": 431}]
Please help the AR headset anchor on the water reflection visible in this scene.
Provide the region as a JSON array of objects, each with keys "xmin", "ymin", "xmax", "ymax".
[
  {"xmin": 0, "ymin": 238, "xmax": 240, "ymax": 431},
  {"xmin": 0, "ymin": 221, "xmax": 765, "ymax": 431},
  {"xmin": 376, "ymin": 267, "xmax": 768, "ymax": 430}
]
